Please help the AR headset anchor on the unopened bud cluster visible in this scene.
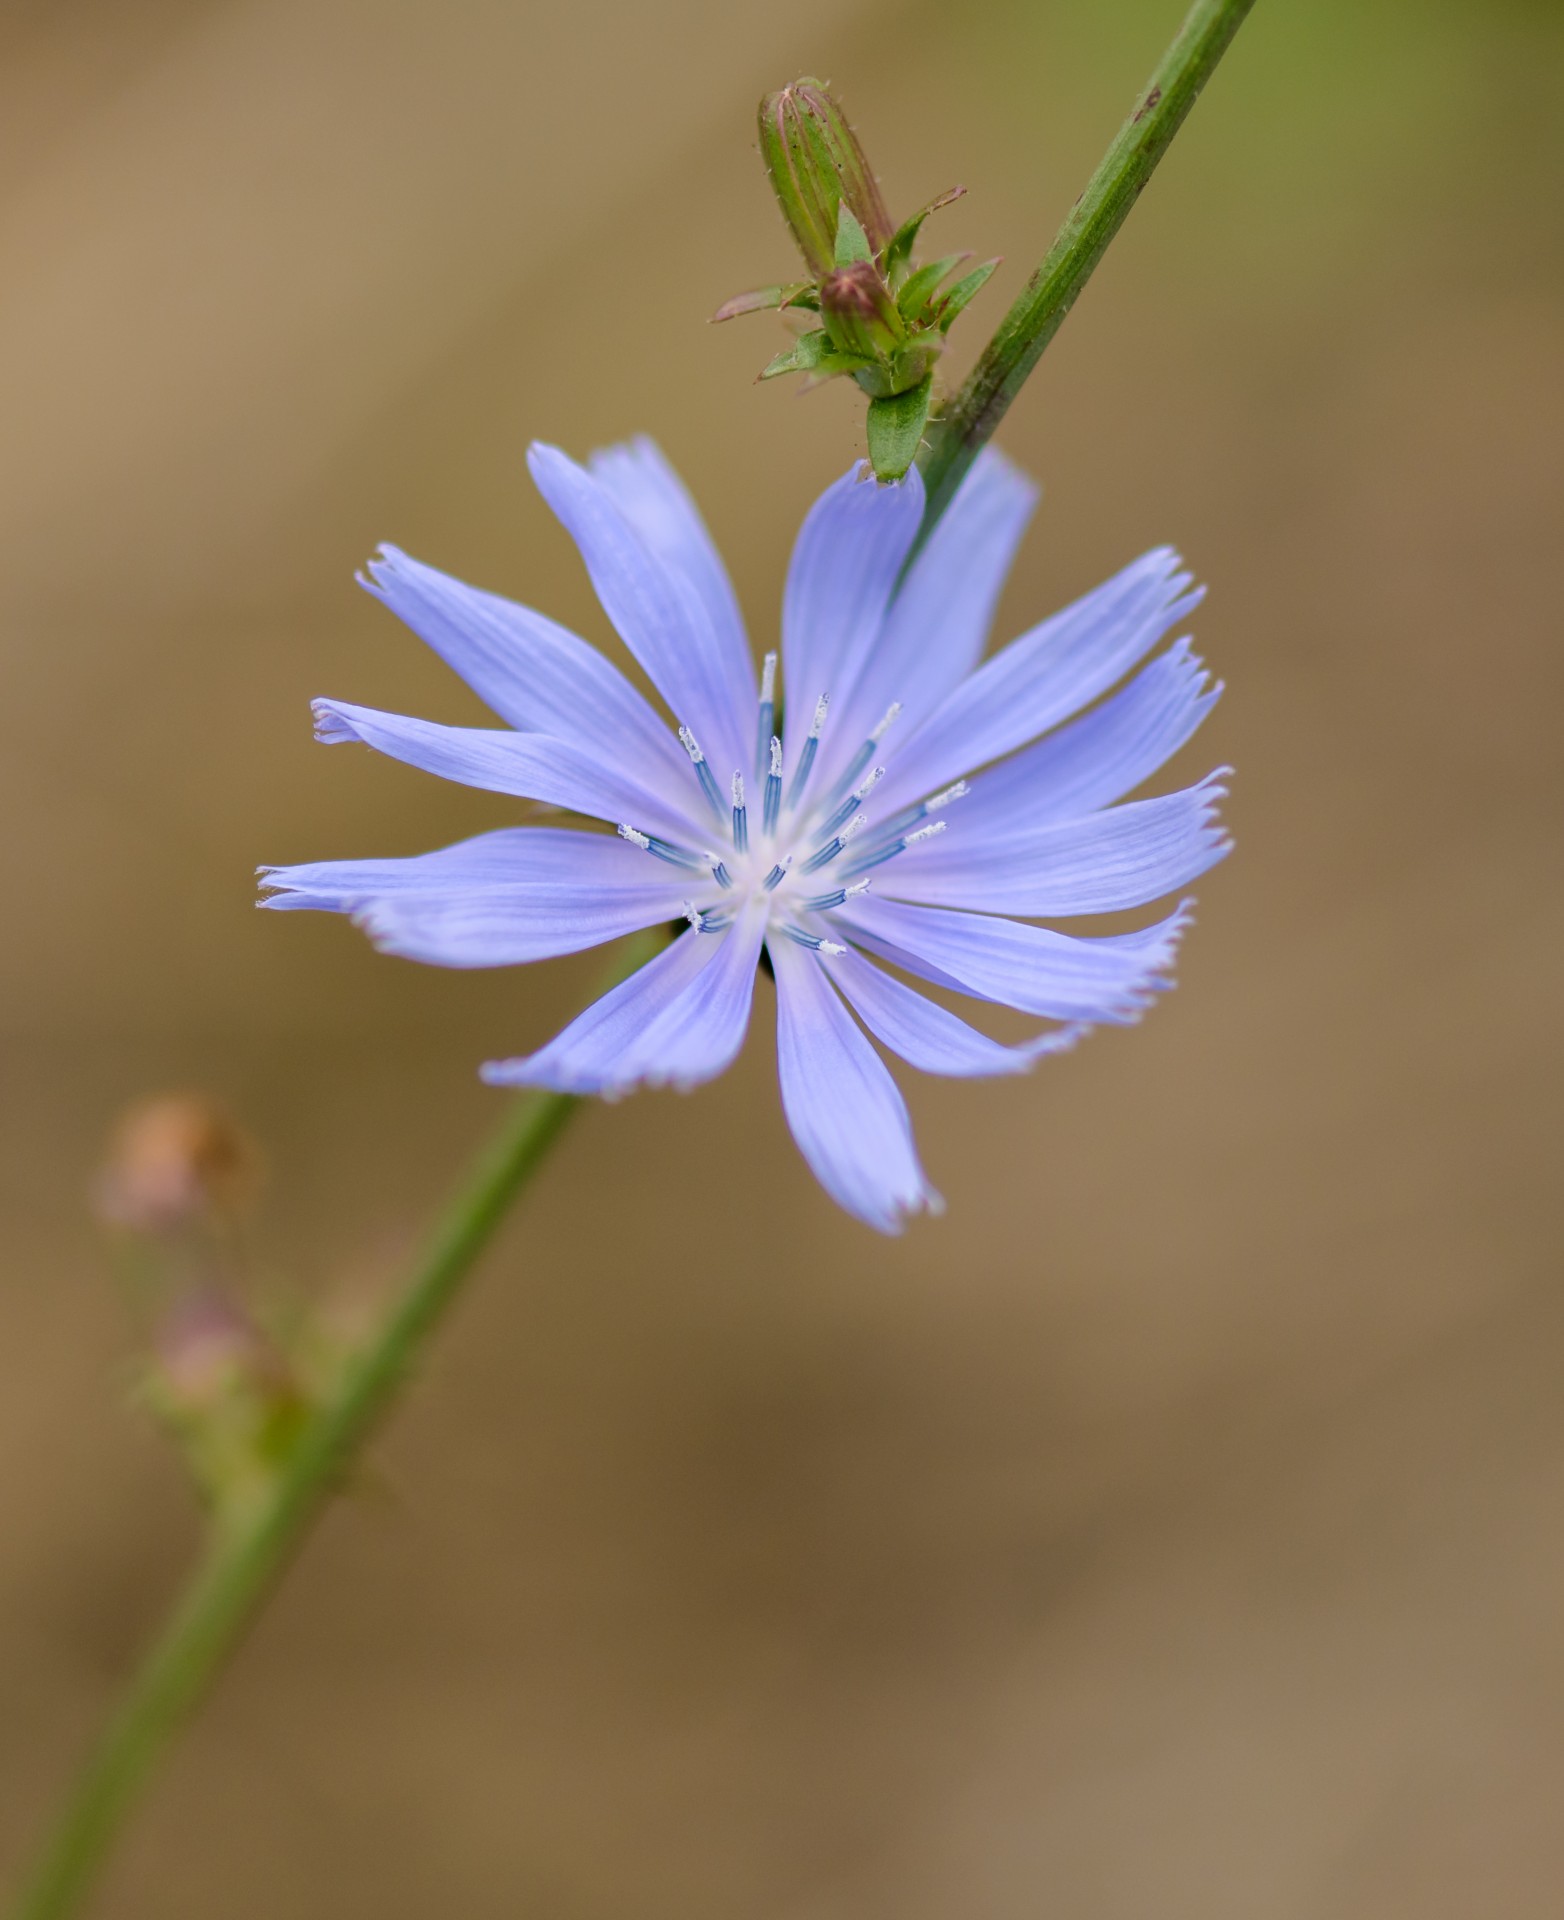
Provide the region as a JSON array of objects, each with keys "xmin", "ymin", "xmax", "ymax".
[
  {"xmin": 715, "ymin": 78, "xmax": 998, "ymax": 482},
  {"xmin": 95, "ymin": 1091, "xmax": 369, "ymax": 1524}
]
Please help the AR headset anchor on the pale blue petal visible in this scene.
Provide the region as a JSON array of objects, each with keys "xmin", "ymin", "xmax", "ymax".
[
  {"xmin": 882, "ymin": 772, "xmax": 1232, "ymax": 916},
  {"xmin": 878, "ymin": 548, "xmax": 1203, "ymax": 813},
  {"xmin": 830, "ymin": 947, "xmax": 1085, "ymax": 1077},
  {"xmin": 259, "ymin": 825, "xmax": 668, "ymax": 912},
  {"xmin": 956, "ymin": 639, "xmax": 1222, "ymax": 833},
  {"xmin": 482, "ymin": 933, "xmax": 710, "ymax": 1090},
  {"xmin": 837, "ymin": 894, "xmax": 1193, "ymax": 1023},
  {"xmin": 360, "ymin": 546, "xmax": 687, "ymax": 790},
  {"xmin": 829, "ymin": 447, "xmax": 1038, "ymax": 763},
  {"xmin": 311, "ymin": 699, "xmax": 702, "ymax": 843},
  {"xmin": 483, "ymin": 907, "xmax": 765, "ymax": 1095},
  {"xmin": 770, "ymin": 936, "xmax": 938, "ymax": 1234},
  {"xmin": 780, "ymin": 463, "xmax": 924, "ymax": 785},
  {"xmin": 586, "ymin": 437, "xmax": 752, "ymax": 708},
  {"xmin": 528, "ymin": 443, "xmax": 753, "ymax": 778},
  {"xmin": 259, "ymin": 827, "xmax": 684, "ymax": 964},
  {"xmin": 349, "ymin": 884, "xmax": 682, "ymax": 968}
]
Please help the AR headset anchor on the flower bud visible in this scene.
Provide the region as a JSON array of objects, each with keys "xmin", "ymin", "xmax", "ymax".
[
  {"xmin": 758, "ymin": 79, "xmax": 893, "ymax": 278},
  {"xmin": 820, "ymin": 261, "xmax": 906, "ymax": 362},
  {"xmin": 94, "ymin": 1093, "xmax": 261, "ymax": 1233},
  {"xmin": 153, "ymin": 1289, "xmax": 284, "ymax": 1414},
  {"xmin": 143, "ymin": 1288, "xmax": 308, "ymax": 1516}
]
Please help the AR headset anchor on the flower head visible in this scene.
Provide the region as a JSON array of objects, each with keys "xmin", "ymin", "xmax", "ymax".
[{"xmin": 262, "ymin": 441, "xmax": 1229, "ymax": 1232}]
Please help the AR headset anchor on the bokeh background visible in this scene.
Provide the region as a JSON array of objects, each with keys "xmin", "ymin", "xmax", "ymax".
[{"xmin": 3, "ymin": 0, "xmax": 1563, "ymax": 1913}]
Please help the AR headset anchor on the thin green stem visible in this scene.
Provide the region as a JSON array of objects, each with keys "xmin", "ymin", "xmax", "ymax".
[
  {"xmin": 7, "ymin": 934, "xmax": 660, "ymax": 1920},
  {"xmin": 917, "ymin": 0, "xmax": 1257, "ymax": 543}
]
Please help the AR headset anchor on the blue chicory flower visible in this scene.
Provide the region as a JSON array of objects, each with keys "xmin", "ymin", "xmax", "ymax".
[{"xmin": 261, "ymin": 440, "xmax": 1229, "ymax": 1232}]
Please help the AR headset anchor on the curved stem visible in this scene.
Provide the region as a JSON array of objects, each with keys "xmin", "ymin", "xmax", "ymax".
[
  {"xmin": 917, "ymin": 0, "xmax": 1258, "ymax": 542},
  {"xmin": 7, "ymin": 934, "xmax": 660, "ymax": 1920}
]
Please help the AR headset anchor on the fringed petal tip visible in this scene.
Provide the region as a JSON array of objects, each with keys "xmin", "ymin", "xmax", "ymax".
[
  {"xmin": 355, "ymin": 543, "xmax": 408, "ymax": 599},
  {"xmin": 310, "ymin": 699, "xmax": 359, "ymax": 745},
  {"xmin": 1078, "ymin": 898, "xmax": 1203, "ymax": 1027},
  {"xmin": 254, "ymin": 868, "xmax": 327, "ymax": 911}
]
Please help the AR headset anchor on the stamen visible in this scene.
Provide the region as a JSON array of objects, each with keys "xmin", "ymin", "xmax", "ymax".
[
  {"xmin": 922, "ymin": 779, "xmax": 969, "ymax": 813},
  {"xmin": 762, "ymin": 857, "xmax": 792, "ymax": 891},
  {"xmin": 780, "ymin": 924, "xmax": 847, "ymax": 956},
  {"xmin": 839, "ymin": 817, "xmax": 946, "ymax": 880},
  {"xmin": 682, "ymin": 900, "xmax": 732, "ymax": 934},
  {"xmin": 755, "ymin": 651, "xmax": 778, "ymax": 778},
  {"xmin": 870, "ymin": 700, "xmax": 903, "ymax": 744},
  {"xmin": 787, "ymin": 692, "xmax": 829, "ymax": 810},
  {"xmin": 763, "ymin": 735, "xmax": 783, "ymax": 836},
  {"xmin": 710, "ymin": 859, "xmax": 735, "ymax": 889},
  {"xmin": 731, "ymin": 771, "xmax": 749, "ymax": 855},
  {"xmin": 802, "ymin": 878, "xmax": 871, "ymax": 912},
  {"xmin": 799, "ymin": 810, "xmax": 868, "ymax": 875},
  {"xmin": 814, "ymin": 764, "xmax": 884, "ymax": 841},
  {"xmin": 619, "ymin": 823, "xmax": 707, "ymax": 871},
  {"xmin": 828, "ymin": 701, "xmax": 902, "ymax": 803},
  {"xmin": 678, "ymin": 724, "xmax": 728, "ymax": 819},
  {"xmin": 875, "ymin": 781, "xmax": 971, "ymax": 844}
]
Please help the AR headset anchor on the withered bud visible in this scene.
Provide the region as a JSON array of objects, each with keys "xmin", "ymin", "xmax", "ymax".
[
  {"xmin": 153, "ymin": 1289, "xmax": 285, "ymax": 1412},
  {"xmin": 820, "ymin": 261, "xmax": 906, "ymax": 362},
  {"xmin": 758, "ymin": 79, "xmax": 893, "ymax": 279},
  {"xmin": 94, "ymin": 1093, "xmax": 261, "ymax": 1232}
]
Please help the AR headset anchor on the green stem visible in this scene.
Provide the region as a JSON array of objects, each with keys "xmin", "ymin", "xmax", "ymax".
[
  {"xmin": 7, "ymin": 935, "xmax": 659, "ymax": 1920},
  {"xmin": 917, "ymin": 0, "xmax": 1257, "ymax": 541}
]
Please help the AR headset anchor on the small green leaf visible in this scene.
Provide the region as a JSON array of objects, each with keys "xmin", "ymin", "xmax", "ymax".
[
  {"xmin": 935, "ymin": 258, "xmax": 1000, "ymax": 332},
  {"xmin": 759, "ymin": 329, "xmax": 865, "ymax": 382},
  {"xmin": 896, "ymin": 253, "xmax": 971, "ymax": 326},
  {"xmin": 865, "ymin": 374, "xmax": 934, "ymax": 482},
  {"xmin": 834, "ymin": 203, "xmax": 873, "ymax": 268},
  {"xmin": 882, "ymin": 186, "xmax": 966, "ymax": 282},
  {"xmin": 711, "ymin": 281, "xmax": 813, "ymax": 323}
]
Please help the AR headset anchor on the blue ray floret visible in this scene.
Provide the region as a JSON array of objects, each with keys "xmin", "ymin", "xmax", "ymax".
[{"xmin": 261, "ymin": 436, "xmax": 1231, "ymax": 1233}]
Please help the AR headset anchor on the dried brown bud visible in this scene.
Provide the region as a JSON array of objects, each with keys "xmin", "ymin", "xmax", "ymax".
[
  {"xmin": 94, "ymin": 1093, "xmax": 261, "ymax": 1232},
  {"xmin": 153, "ymin": 1289, "xmax": 284, "ymax": 1410}
]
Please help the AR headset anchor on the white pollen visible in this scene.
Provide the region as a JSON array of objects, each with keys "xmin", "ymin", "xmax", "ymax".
[
  {"xmin": 759, "ymin": 652, "xmax": 777, "ymax": 701},
  {"xmin": 906, "ymin": 820, "xmax": 946, "ymax": 844},
  {"xmin": 869, "ymin": 701, "xmax": 902, "ymax": 743},
  {"xmin": 855, "ymin": 765, "xmax": 885, "ymax": 800},
  {"xmin": 731, "ymin": 771, "xmax": 745, "ymax": 808},
  {"xmin": 843, "ymin": 878, "xmax": 871, "ymax": 898},
  {"xmin": 617, "ymin": 825, "xmax": 651, "ymax": 849},
  {"xmin": 810, "ymin": 693, "xmax": 830, "ymax": 737},
  {"xmin": 682, "ymin": 900, "xmax": 701, "ymax": 929},
  {"xmin": 923, "ymin": 780, "xmax": 970, "ymax": 812},
  {"xmin": 840, "ymin": 812, "xmax": 870, "ymax": 843},
  {"xmin": 769, "ymin": 735, "xmax": 783, "ymax": 777},
  {"xmin": 817, "ymin": 940, "xmax": 846, "ymax": 957},
  {"xmin": 678, "ymin": 725, "xmax": 705, "ymax": 763}
]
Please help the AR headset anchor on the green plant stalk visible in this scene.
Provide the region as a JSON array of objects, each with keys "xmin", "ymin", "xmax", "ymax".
[
  {"xmin": 917, "ymin": 0, "xmax": 1258, "ymax": 541},
  {"xmin": 6, "ymin": 937, "xmax": 664, "ymax": 1920}
]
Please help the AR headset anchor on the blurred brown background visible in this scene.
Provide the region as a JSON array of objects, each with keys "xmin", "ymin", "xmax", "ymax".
[{"xmin": 3, "ymin": 0, "xmax": 1563, "ymax": 1913}]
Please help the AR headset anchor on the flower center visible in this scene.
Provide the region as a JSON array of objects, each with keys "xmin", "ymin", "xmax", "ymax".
[{"xmin": 618, "ymin": 652, "xmax": 966, "ymax": 955}]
